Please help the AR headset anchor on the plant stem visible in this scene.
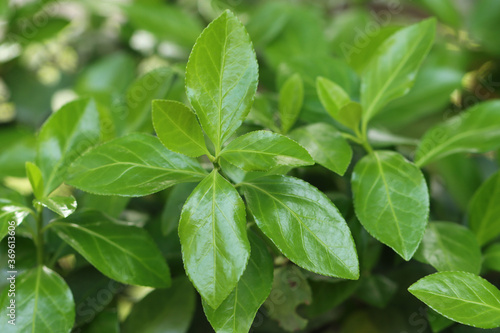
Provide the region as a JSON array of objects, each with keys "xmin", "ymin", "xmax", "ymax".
[
  {"xmin": 360, "ymin": 120, "xmax": 374, "ymax": 154},
  {"xmin": 36, "ymin": 206, "xmax": 44, "ymax": 266}
]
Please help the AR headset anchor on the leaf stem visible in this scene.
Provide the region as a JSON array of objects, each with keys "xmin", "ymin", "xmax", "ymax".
[
  {"xmin": 35, "ymin": 206, "xmax": 44, "ymax": 266},
  {"xmin": 359, "ymin": 120, "xmax": 374, "ymax": 154}
]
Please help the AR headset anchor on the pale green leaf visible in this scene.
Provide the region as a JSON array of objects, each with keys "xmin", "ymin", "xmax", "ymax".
[
  {"xmin": 352, "ymin": 151, "xmax": 429, "ymax": 260},
  {"xmin": 36, "ymin": 195, "xmax": 77, "ymax": 218},
  {"xmin": 279, "ymin": 73, "xmax": 304, "ymax": 134},
  {"xmin": 25, "ymin": 162, "xmax": 44, "ymax": 200},
  {"xmin": 316, "ymin": 76, "xmax": 351, "ymax": 120}
]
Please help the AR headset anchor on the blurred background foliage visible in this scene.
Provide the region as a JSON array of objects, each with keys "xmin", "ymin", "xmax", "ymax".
[{"xmin": 1, "ymin": 0, "xmax": 500, "ymax": 332}]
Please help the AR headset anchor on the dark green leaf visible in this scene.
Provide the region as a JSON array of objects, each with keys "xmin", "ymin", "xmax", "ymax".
[
  {"xmin": 242, "ymin": 175, "xmax": 359, "ymax": 279},
  {"xmin": 186, "ymin": 10, "xmax": 258, "ymax": 152},
  {"xmin": 179, "ymin": 170, "xmax": 250, "ymax": 308},
  {"xmin": 409, "ymin": 271, "xmax": 500, "ymax": 329},
  {"xmin": 220, "ymin": 131, "xmax": 313, "ymax": 172},
  {"xmin": 352, "ymin": 151, "xmax": 429, "ymax": 260},
  {"xmin": 83, "ymin": 310, "xmax": 119, "ymax": 333},
  {"xmin": 279, "ymin": 73, "xmax": 304, "ymax": 134},
  {"xmin": 36, "ymin": 195, "xmax": 77, "ymax": 218},
  {"xmin": 67, "ymin": 133, "xmax": 206, "ymax": 196},
  {"xmin": 484, "ymin": 243, "xmax": 500, "ymax": 272},
  {"xmin": 428, "ymin": 308, "xmax": 454, "ymax": 333},
  {"xmin": 152, "ymin": 100, "xmax": 208, "ymax": 157},
  {"xmin": 305, "ymin": 279, "xmax": 360, "ymax": 317},
  {"xmin": 50, "ymin": 211, "xmax": 171, "ymax": 288},
  {"xmin": 36, "ymin": 98, "xmax": 101, "ymax": 196},
  {"xmin": 356, "ymin": 275, "xmax": 398, "ymax": 308}
]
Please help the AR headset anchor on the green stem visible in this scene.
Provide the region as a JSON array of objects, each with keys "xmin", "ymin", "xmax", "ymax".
[
  {"xmin": 360, "ymin": 120, "xmax": 374, "ymax": 154},
  {"xmin": 36, "ymin": 206, "xmax": 44, "ymax": 266}
]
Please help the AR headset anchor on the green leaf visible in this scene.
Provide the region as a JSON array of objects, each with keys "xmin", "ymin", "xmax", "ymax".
[
  {"xmin": 83, "ymin": 310, "xmax": 119, "ymax": 333},
  {"xmin": 427, "ymin": 308, "xmax": 454, "ymax": 333},
  {"xmin": 242, "ymin": 175, "xmax": 359, "ymax": 279},
  {"xmin": 179, "ymin": 170, "xmax": 250, "ymax": 308},
  {"xmin": 37, "ymin": 98, "xmax": 101, "ymax": 196},
  {"xmin": 289, "ymin": 123, "xmax": 353, "ymax": 176},
  {"xmin": 352, "ymin": 151, "xmax": 429, "ymax": 260},
  {"xmin": 470, "ymin": 0, "xmax": 500, "ymax": 56},
  {"xmin": 415, "ymin": 222, "xmax": 482, "ymax": 274},
  {"xmin": 203, "ymin": 232, "xmax": 273, "ymax": 333},
  {"xmin": 0, "ymin": 127, "xmax": 36, "ymax": 178},
  {"xmin": 279, "ymin": 73, "xmax": 304, "ymax": 134},
  {"xmin": 0, "ymin": 266, "xmax": 75, "ymax": 333},
  {"xmin": 152, "ymin": 100, "xmax": 208, "ymax": 157},
  {"xmin": 361, "ymin": 18, "xmax": 436, "ymax": 124},
  {"xmin": 338, "ymin": 102, "xmax": 362, "ymax": 131},
  {"xmin": 0, "ymin": 190, "xmax": 31, "ymax": 242},
  {"xmin": 305, "ymin": 279, "xmax": 360, "ymax": 317},
  {"xmin": 36, "ymin": 195, "xmax": 77, "ymax": 218},
  {"xmin": 122, "ymin": 277, "xmax": 195, "ymax": 333},
  {"xmin": 484, "ymin": 243, "xmax": 500, "ymax": 272},
  {"xmin": 316, "ymin": 76, "xmax": 351, "ymax": 120},
  {"xmin": 185, "ymin": 10, "xmax": 258, "ymax": 152},
  {"xmin": 220, "ymin": 131, "xmax": 313, "ymax": 172},
  {"xmin": 409, "ymin": 271, "xmax": 500, "ymax": 329},
  {"xmin": 356, "ymin": 275, "xmax": 398, "ymax": 308},
  {"xmin": 50, "ymin": 211, "xmax": 171, "ymax": 288},
  {"xmin": 67, "ymin": 133, "xmax": 206, "ymax": 197},
  {"xmin": 415, "ymin": 100, "xmax": 500, "ymax": 167},
  {"xmin": 161, "ymin": 183, "xmax": 197, "ymax": 236},
  {"xmin": 468, "ymin": 170, "xmax": 500, "ymax": 246},
  {"xmin": 125, "ymin": 68, "xmax": 175, "ymax": 134},
  {"xmin": 25, "ymin": 162, "xmax": 44, "ymax": 200}
]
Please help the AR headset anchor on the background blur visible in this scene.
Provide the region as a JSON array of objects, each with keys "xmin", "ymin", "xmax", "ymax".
[{"xmin": 1, "ymin": 0, "xmax": 500, "ymax": 332}]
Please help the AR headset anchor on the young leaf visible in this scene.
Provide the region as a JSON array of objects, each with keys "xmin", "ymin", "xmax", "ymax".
[
  {"xmin": 50, "ymin": 211, "xmax": 171, "ymax": 288},
  {"xmin": 484, "ymin": 243, "xmax": 500, "ymax": 272},
  {"xmin": 279, "ymin": 73, "xmax": 304, "ymax": 134},
  {"xmin": 241, "ymin": 175, "xmax": 359, "ymax": 279},
  {"xmin": 185, "ymin": 10, "xmax": 258, "ymax": 152},
  {"xmin": 36, "ymin": 195, "xmax": 77, "ymax": 218},
  {"xmin": 67, "ymin": 133, "xmax": 206, "ymax": 196},
  {"xmin": 415, "ymin": 100, "xmax": 500, "ymax": 167},
  {"xmin": 26, "ymin": 161, "xmax": 44, "ymax": 200},
  {"xmin": 36, "ymin": 98, "xmax": 101, "ymax": 196},
  {"xmin": 409, "ymin": 271, "xmax": 500, "ymax": 329},
  {"xmin": 352, "ymin": 151, "xmax": 429, "ymax": 260},
  {"xmin": 289, "ymin": 123, "xmax": 353, "ymax": 176},
  {"xmin": 122, "ymin": 277, "xmax": 195, "ymax": 333},
  {"xmin": 468, "ymin": 170, "xmax": 500, "ymax": 246},
  {"xmin": 203, "ymin": 232, "xmax": 273, "ymax": 333},
  {"xmin": 0, "ymin": 266, "xmax": 75, "ymax": 333},
  {"xmin": 361, "ymin": 18, "xmax": 436, "ymax": 124},
  {"xmin": 220, "ymin": 131, "xmax": 313, "ymax": 171},
  {"xmin": 316, "ymin": 76, "xmax": 351, "ymax": 120},
  {"xmin": 415, "ymin": 222, "xmax": 482, "ymax": 274},
  {"xmin": 179, "ymin": 170, "xmax": 250, "ymax": 308},
  {"xmin": 338, "ymin": 102, "xmax": 362, "ymax": 131},
  {"xmin": 152, "ymin": 100, "xmax": 209, "ymax": 157}
]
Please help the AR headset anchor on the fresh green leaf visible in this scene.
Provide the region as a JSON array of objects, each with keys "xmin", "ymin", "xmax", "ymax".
[
  {"xmin": 0, "ymin": 190, "xmax": 31, "ymax": 241},
  {"xmin": 242, "ymin": 175, "xmax": 359, "ymax": 279},
  {"xmin": 25, "ymin": 162, "xmax": 44, "ymax": 200},
  {"xmin": 415, "ymin": 222, "xmax": 482, "ymax": 274},
  {"xmin": 279, "ymin": 73, "xmax": 304, "ymax": 134},
  {"xmin": 468, "ymin": 170, "xmax": 500, "ymax": 246},
  {"xmin": 36, "ymin": 98, "xmax": 101, "ymax": 196},
  {"xmin": 0, "ymin": 266, "xmax": 75, "ymax": 333},
  {"xmin": 179, "ymin": 170, "xmax": 250, "ymax": 308},
  {"xmin": 338, "ymin": 102, "xmax": 362, "ymax": 131},
  {"xmin": 152, "ymin": 100, "xmax": 208, "ymax": 157},
  {"xmin": 484, "ymin": 243, "xmax": 500, "ymax": 272},
  {"xmin": 316, "ymin": 76, "xmax": 351, "ymax": 120},
  {"xmin": 290, "ymin": 123, "xmax": 353, "ymax": 175},
  {"xmin": 161, "ymin": 183, "xmax": 197, "ymax": 236},
  {"xmin": 67, "ymin": 133, "xmax": 206, "ymax": 196},
  {"xmin": 122, "ymin": 277, "xmax": 195, "ymax": 333},
  {"xmin": 36, "ymin": 195, "xmax": 77, "ymax": 218},
  {"xmin": 415, "ymin": 100, "xmax": 500, "ymax": 167},
  {"xmin": 361, "ymin": 18, "xmax": 436, "ymax": 124},
  {"xmin": 50, "ymin": 211, "xmax": 171, "ymax": 288},
  {"xmin": 220, "ymin": 131, "xmax": 313, "ymax": 172},
  {"xmin": 203, "ymin": 232, "xmax": 273, "ymax": 333},
  {"xmin": 352, "ymin": 151, "xmax": 429, "ymax": 260},
  {"xmin": 409, "ymin": 271, "xmax": 500, "ymax": 329},
  {"xmin": 186, "ymin": 10, "xmax": 258, "ymax": 152}
]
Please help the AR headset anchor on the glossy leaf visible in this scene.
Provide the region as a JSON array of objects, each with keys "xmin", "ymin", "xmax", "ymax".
[
  {"xmin": 361, "ymin": 19, "xmax": 436, "ymax": 123},
  {"xmin": 220, "ymin": 131, "xmax": 313, "ymax": 172},
  {"xmin": 36, "ymin": 196, "xmax": 77, "ymax": 218},
  {"xmin": 0, "ymin": 266, "xmax": 75, "ymax": 333},
  {"xmin": 186, "ymin": 10, "xmax": 258, "ymax": 151},
  {"xmin": 290, "ymin": 123, "xmax": 353, "ymax": 176},
  {"xmin": 123, "ymin": 277, "xmax": 195, "ymax": 333},
  {"xmin": 0, "ymin": 191, "xmax": 31, "ymax": 241},
  {"xmin": 415, "ymin": 100, "xmax": 500, "ymax": 167},
  {"xmin": 67, "ymin": 133, "xmax": 206, "ymax": 196},
  {"xmin": 242, "ymin": 175, "xmax": 359, "ymax": 279},
  {"xmin": 484, "ymin": 243, "xmax": 500, "ymax": 272},
  {"xmin": 152, "ymin": 100, "xmax": 208, "ymax": 157},
  {"xmin": 50, "ymin": 211, "xmax": 171, "ymax": 288},
  {"xmin": 161, "ymin": 183, "xmax": 197, "ymax": 236},
  {"xmin": 415, "ymin": 222, "xmax": 482, "ymax": 274},
  {"xmin": 468, "ymin": 170, "xmax": 500, "ymax": 246},
  {"xmin": 279, "ymin": 73, "xmax": 304, "ymax": 134},
  {"xmin": 179, "ymin": 170, "xmax": 250, "ymax": 308},
  {"xmin": 409, "ymin": 271, "xmax": 500, "ymax": 329},
  {"xmin": 352, "ymin": 151, "xmax": 429, "ymax": 260},
  {"xmin": 25, "ymin": 162, "xmax": 44, "ymax": 199},
  {"xmin": 37, "ymin": 98, "xmax": 101, "ymax": 196},
  {"xmin": 203, "ymin": 232, "xmax": 273, "ymax": 333},
  {"xmin": 316, "ymin": 76, "xmax": 351, "ymax": 121},
  {"xmin": 427, "ymin": 308, "xmax": 454, "ymax": 333}
]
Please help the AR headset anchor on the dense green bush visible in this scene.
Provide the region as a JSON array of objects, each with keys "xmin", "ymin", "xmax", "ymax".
[{"xmin": 1, "ymin": 1, "xmax": 500, "ymax": 332}]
